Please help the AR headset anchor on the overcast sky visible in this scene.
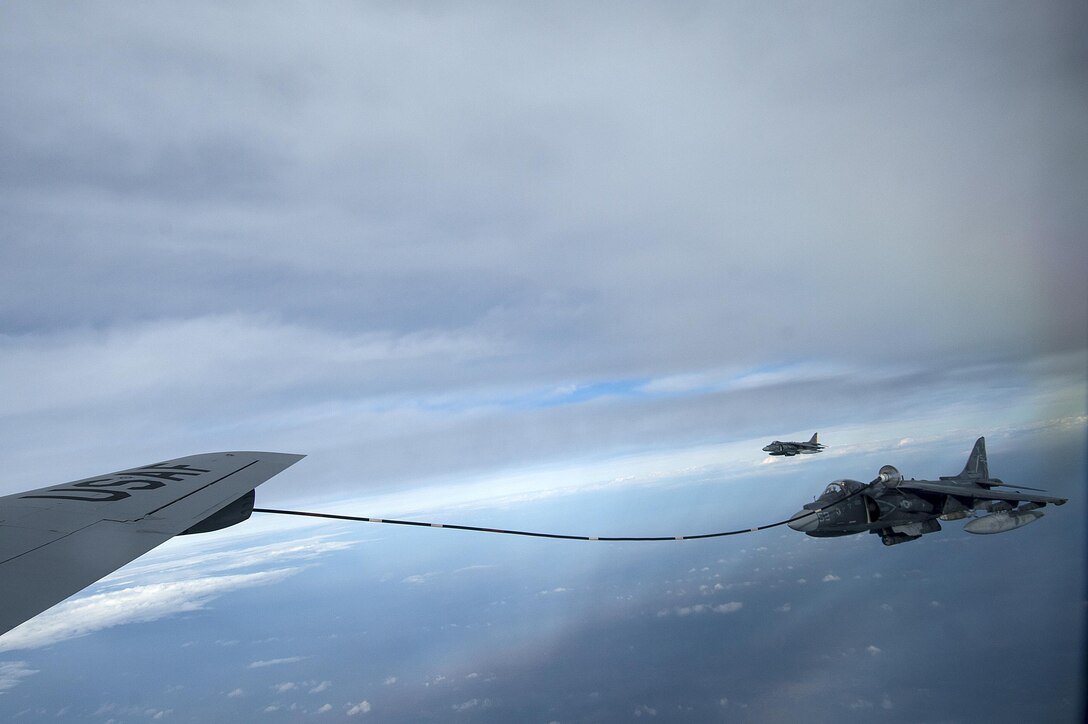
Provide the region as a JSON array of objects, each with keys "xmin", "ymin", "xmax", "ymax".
[{"xmin": 1, "ymin": 2, "xmax": 1085, "ymax": 504}]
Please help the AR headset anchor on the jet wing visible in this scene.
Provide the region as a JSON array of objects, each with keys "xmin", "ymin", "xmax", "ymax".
[
  {"xmin": 898, "ymin": 480, "xmax": 1067, "ymax": 506},
  {"xmin": 0, "ymin": 451, "xmax": 303, "ymax": 637}
]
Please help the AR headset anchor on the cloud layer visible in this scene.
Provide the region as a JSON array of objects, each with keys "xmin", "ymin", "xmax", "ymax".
[
  {"xmin": 0, "ymin": 2, "xmax": 1083, "ymax": 509},
  {"xmin": 0, "ymin": 569, "xmax": 298, "ymax": 653}
]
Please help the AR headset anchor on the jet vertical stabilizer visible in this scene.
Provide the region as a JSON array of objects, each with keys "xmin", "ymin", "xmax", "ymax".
[{"xmin": 953, "ymin": 437, "xmax": 989, "ymax": 481}]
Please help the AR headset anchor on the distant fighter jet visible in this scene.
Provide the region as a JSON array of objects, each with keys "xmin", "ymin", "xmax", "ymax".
[
  {"xmin": 787, "ymin": 437, "xmax": 1067, "ymax": 546},
  {"xmin": 763, "ymin": 433, "xmax": 824, "ymax": 456}
]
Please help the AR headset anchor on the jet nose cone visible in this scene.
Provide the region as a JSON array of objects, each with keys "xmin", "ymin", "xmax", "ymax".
[{"xmin": 787, "ymin": 510, "xmax": 818, "ymax": 533}]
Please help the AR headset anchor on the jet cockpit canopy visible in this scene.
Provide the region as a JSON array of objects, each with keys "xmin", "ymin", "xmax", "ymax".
[
  {"xmin": 804, "ymin": 479, "xmax": 865, "ymax": 510},
  {"xmin": 822, "ymin": 481, "xmax": 846, "ymax": 498}
]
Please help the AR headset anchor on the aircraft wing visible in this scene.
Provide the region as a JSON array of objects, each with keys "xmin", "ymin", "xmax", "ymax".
[
  {"xmin": 898, "ymin": 480, "xmax": 1067, "ymax": 506},
  {"xmin": 0, "ymin": 451, "xmax": 303, "ymax": 638}
]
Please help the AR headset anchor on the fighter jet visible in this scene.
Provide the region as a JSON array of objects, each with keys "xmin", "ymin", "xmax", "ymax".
[
  {"xmin": 763, "ymin": 432, "xmax": 824, "ymax": 457},
  {"xmin": 787, "ymin": 437, "xmax": 1067, "ymax": 546}
]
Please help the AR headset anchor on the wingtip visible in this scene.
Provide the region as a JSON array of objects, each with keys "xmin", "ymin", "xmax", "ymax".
[
  {"xmin": 164, "ymin": 451, "xmax": 307, "ymax": 469},
  {"xmin": 212, "ymin": 451, "xmax": 306, "ymax": 459}
]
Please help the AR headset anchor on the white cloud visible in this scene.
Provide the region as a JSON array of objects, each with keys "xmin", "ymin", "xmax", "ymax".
[
  {"xmin": 822, "ymin": 574, "xmax": 841, "ymax": 582},
  {"xmin": 638, "ymin": 372, "xmax": 713, "ymax": 394},
  {"xmin": 382, "ymin": 677, "xmax": 397, "ymax": 686},
  {"xmin": 664, "ymin": 602, "xmax": 742, "ymax": 617},
  {"xmin": 226, "ymin": 689, "xmax": 244, "ymax": 698},
  {"xmin": 273, "ymin": 682, "xmax": 297, "ymax": 693},
  {"xmin": 634, "ymin": 704, "xmax": 657, "ymax": 717},
  {"xmin": 0, "ymin": 569, "xmax": 299, "ymax": 653},
  {"xmin": 317, "ymin": 704, "xmax": 332, "ymax": 713},
  {"xmin": 97, "ymin": 536, "xmax": 356, "ymax": 591},
  {"xmin": 713, "ymin": 602, "xmax": 743, "ymax": 614},
  {"xmin": 346, "ymin": 700, "xmax": 371, "ymax": 716},
  {"xmin": 0, "ymin": 660, "xmax": 39, "ymax": 692},
  {"xmin": 0, "ymin": 316, "xmax": 497, "ymax": 420},
  {"xmin": 775, "ymin": 603, "xmax": 791, "ymax": 613},
  {"xmin": 866, "ymin": 645, "xmax": 882, "ymax": 656},
  {"xmin": 452, "ymin": 565, "xmax": 497, "ymax": 574},
  {"xmin": 309, "ymin": 681, "xmax": 332, "ymax": 694},
  {"xmin": 96, "ymin": 703, "xmax": 177, "ymax": 719},
  {"xmin": 248, "ymin": 656, "xmax": 306, "ymax": 669},
  {"xmin": 452, "ymin": 698, "xmax": 491, "ymax": 712}
]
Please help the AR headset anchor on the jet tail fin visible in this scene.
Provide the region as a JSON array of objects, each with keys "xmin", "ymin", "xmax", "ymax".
[
  {"xmin": 954, "ymin": 437, "xmax": 989, "ymax": 481},
  {"xmin": 808, "ymin": 433, "xmax": 819, "ymax": 445}
]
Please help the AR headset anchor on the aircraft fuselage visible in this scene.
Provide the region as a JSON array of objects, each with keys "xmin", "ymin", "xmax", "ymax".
[{"xmin": 786, "ymin": 439, "xmax": 1066, "ymax": 546}]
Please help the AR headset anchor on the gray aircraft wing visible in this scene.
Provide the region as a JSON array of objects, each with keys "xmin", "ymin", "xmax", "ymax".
[
  {"xmin": 898, "ymin": 480, "xmax": 1067, "ymax": 505},
  {"xmin": 0, "ymin": 451, "xmax": 303, "ymax": 637}
]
